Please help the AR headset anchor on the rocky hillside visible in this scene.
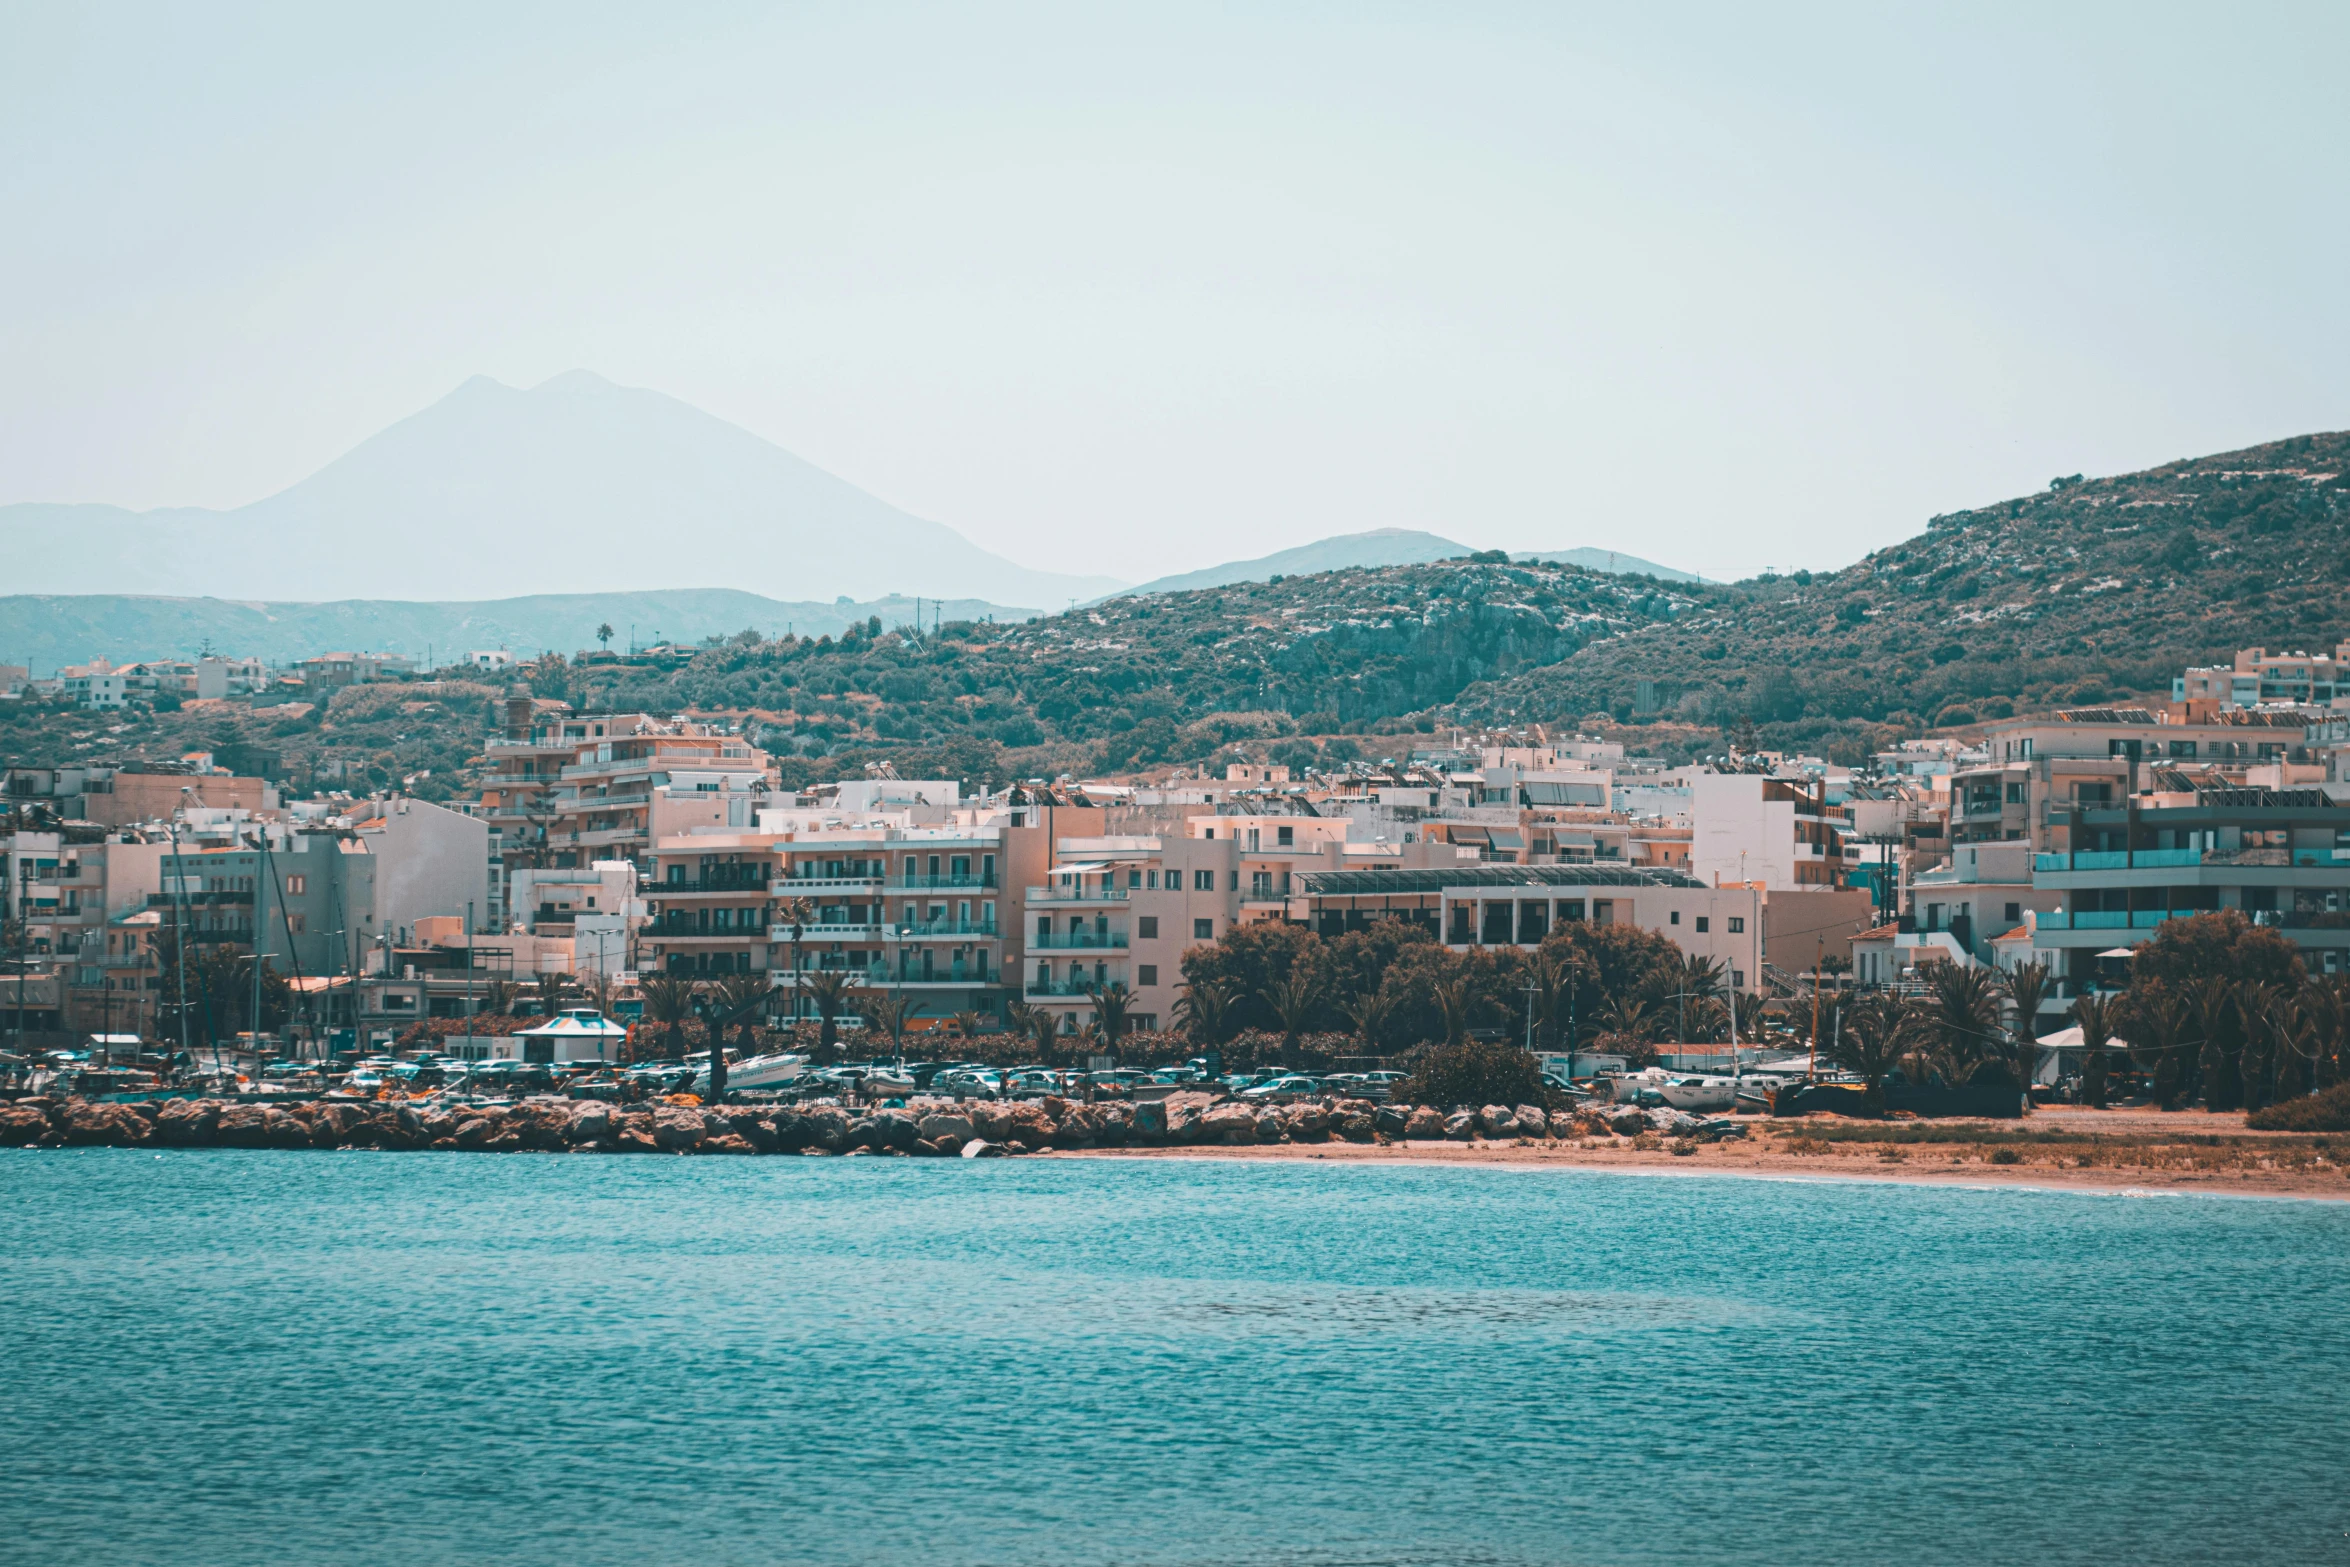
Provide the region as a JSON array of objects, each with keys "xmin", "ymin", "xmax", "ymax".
[
  {"xmin": 554, "ymin": 556, "xmax": 1702, "ymax": 775},
  {"xmin": 1453, "ymin": 429, "xmax": 2350, "ymax": 751}
]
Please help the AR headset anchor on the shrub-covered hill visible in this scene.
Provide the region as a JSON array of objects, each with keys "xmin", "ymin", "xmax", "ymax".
[
  {"xmin": 1453, "ymin": 429, "xmax": 2350, "ymax": 742},
  {"xmin": 552, "ymin": 557, "xmax": 1707, "ymax": 768}
]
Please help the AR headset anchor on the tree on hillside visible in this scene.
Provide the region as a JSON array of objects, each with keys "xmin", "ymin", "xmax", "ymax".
[{"xmin": 596, "ymin": 622, "xmax": 614, "ymax": 650}]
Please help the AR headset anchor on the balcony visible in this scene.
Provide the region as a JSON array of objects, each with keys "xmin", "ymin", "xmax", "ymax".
[
  {"xmin": 1026, "ymin": 885, "xmax": 1131, "ymax": 904},
  {"xmin": 654, "ymin": 872, "xmax": 772, "ymax": 895},
  {"xmin": 884, "ymin": 875, "xmax": 997, "ymax": 892},
  {"xmin": 889, "ymin": 918, "xmax": 998, "ymax": 938},
  {"xmin": 1030, "ymin": 931, "xmax": 1127, "ymax": 950},
  {"xmin": 1025, "ymin": 976, "xmax": 1125, "ymax": 998},
  {"xmin": 782, "ymin": 868, "xmax": 887, "ymax": 889},
  {"xmin": 646, "ymin": 915, "xmax": 769, "ymax": 938}
]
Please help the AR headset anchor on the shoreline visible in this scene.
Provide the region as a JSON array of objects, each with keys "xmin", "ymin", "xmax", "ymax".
[
  {"xmin": 1076, "ymin": 1142, "xmax": 2350, "ymax": 1202},
  {"xmin": 1074, "ymin": 1108, "xmax": 2350, "ymax": 1202}
]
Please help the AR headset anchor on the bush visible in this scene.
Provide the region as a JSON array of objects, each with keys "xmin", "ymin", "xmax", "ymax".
[
  {"xmin": 2246, "ymin": 1082, "xmax": 2350, "ymax": 1132},
  {"xmin": 1395, "ymin": 1040, "xmax": 1550, "ymax": 1110}
]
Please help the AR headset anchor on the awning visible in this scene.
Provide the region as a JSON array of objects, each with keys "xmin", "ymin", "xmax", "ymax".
[
  {"xmin": 2096, "ymin": 947, "xmax": 2136, "ymax": 959},
  {"xmin": 1048, "ymin": 862, "xmax": 1109, "ymax": 877}
]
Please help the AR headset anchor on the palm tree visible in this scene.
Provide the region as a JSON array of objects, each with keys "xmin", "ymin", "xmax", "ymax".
[
  {"xmin": 862, "ymin": 992, "xmax": 916, "ymax": 1063},
  {"xmin": 638, "ymin": 971, "xmax": 698, "ymax": 1062},
  {"xmin": 482, "ymin": 977, "xmax": 520, "ymax": 1019},
  {"xmin": 1432, "ymin": 974, "xmax": 1479, "ymax": 1048},
  {"xmin": 1025, "ymin": 1004, "xmax": 1060, "ymax": 1063},
  {"xmin": 1259, "ymin": 969, "xmax": 1320, "ymax": 1067},
  {"xmin": 1526, "ymin": 949, "xmax": 1574, "ymax": 1053},
  {"xmin": 1926, "ymin": 962, "xmax": 2003, "ymax": 1081},
  {"xmin": 2002, "ymin": 961, "xmax": 2052, "ymax": 1101},
  {"xmin": 595, "ymin": 622, "xmax": 614, "ymax": 650},
  {"xmin": 803, "ymin": 969, "xmax": 857, "ymax": 1062},
  {"xmin": 534, "ymin": 967, "xmax": 569, "ymax": 1018},
  {"xmin": 1173, "ymin": 981, "xmax": 1230, "ymax": 1049},
  {"xmin": 2191, "ymin": 978, "xmax": 2241, "ymax": 1111},
  {"xmin": 1596, "ymin": 992, "xmax": 1654, "ymax": 1046},
  {"xmin": 2127, "ymin": 988, "xmax": 2192, "ymax": 1109},
  {"xmin": 1084, "ymin": 980, "xmax": 1134, "ymax": 1065},
  {"xmin": 950, "ymin": 1008, "xmax": 984, "ymax": 1046},
  {"xmin": 775, "ymin": 895, "xmax": 816, "ymax": 1024},
  {"xmin": 707, "ymin": 969, "xmax": 772, "ymax": 1100},
  {"xmin": 1827, "ymin": 997, "xmax": 1923, "ymax": 1116},
  {"xmin": 2070, "ymin": 990, "xmax": 2116, "ymax": 1108},
  {"xmin": 1340, "ymin": 987, "xmax": 1393, "ymax": 1056}
]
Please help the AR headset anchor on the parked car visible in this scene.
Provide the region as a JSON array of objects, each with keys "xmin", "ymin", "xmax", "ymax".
[{"xmin": 1239, "ymin": 1075, "xmax": 1323, "ymax": 1100}]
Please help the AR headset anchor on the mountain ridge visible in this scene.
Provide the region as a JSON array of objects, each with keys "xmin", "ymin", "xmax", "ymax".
[{"xmin": 0, "ymin": 372, "xmax": 1125, "ymax": 607}]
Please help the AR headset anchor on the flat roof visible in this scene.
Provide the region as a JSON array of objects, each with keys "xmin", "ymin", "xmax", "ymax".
[{"xmin": 1299, "ymin": 864, "xmax": 1703, "ymax": 896}]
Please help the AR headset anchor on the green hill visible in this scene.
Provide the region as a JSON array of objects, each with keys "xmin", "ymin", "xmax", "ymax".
[{"xmin": 1449, "ymin": 428, "xmax": 2350, "ymax": 752}]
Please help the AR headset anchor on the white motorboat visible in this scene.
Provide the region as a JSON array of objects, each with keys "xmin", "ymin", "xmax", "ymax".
[
  {"xmin": 1656, "ymin": 1074, "xmax": 1739, "ymax": 1112},
  {"xmin": 691, "ymin": 1051, "xmax": 808, "ymax": 1094}
]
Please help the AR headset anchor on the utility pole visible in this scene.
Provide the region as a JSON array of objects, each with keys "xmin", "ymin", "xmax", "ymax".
[
  {"xmin": 250, "ymin": 827, "xmax": 269, "ymax": 1075},
  {"xmin": 167, "ymin": 789, "xmax": 193, "ymax": 1073}
]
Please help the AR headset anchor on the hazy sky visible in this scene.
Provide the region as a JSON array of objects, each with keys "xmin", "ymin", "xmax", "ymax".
[{"xmin": 4, "ymin": 2, "xmax": 2346, "ymax": 584}]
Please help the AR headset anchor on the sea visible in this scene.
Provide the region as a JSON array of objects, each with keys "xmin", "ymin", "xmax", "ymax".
[{"xmin": 3, "ymin": 1149, "xmax": 2345, "ymax": 1566}]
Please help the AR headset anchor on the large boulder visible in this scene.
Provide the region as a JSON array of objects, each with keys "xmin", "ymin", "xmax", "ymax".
[
  {"xmin": 1372, "ymin": 1104, "xmax": 1411, "ymax": 1138},
  {"xmin": 214, "ymin": 1103, "xmax": 277, "ymax": 1148},
  {"xmin": 451, "ymin": 1117, "xmax": 497, "ymax": 1151},
  {"xmin": 800, "ymin": 1105, "xmax": 851, "ymax": 1151},
  {"xmin": 1514, "ymin": 1104, "xmax": 1550, "ymax": 1138},
  {"xmin": 701, "ymin": 1133, "xmax": 756, "ymax": 1155},
  {"xmin": 918, "ymin": 1111, "xmax": 974, "ymax": 1143},
  {"xmin": 1478, "ymin": 1105, "xmax": 1518, "ymax": 1138},
  {"xmin": 1606, "ymin": 1105, "xmax": 1648, "ymax": 1136},
  {"xmin": 1647, "ymin": 1107, "xmax": 1701, "ymax": 1136},
  {"xmin": 651, "ymin": 1105, "xmax": 707, "ymax": 1152},
  {"xmin": 1336, "ymin": 1113, "xmax": 1375, "ymax": 1143},
  {"xmin": 1160, "ymin": 1091, "xmax": 1221, "ymax": 1143},
  {"xmin": 154, "ymin": 1097, "xmax": 222, "ymax": 1147},
  {"xmin": 568, "ymin": 1103, "xmax": 614, "ymax": 1143},
  {"xmin": 1403, "ymin": 1106, "xmax": 1447, "ymax": 1140},
  {"xmin": 1129, "ymin": 1099, "xmax": 1168, "ymax": 1140},
  {"xmin": 1094, "ymin": 1104, "xmax": 1134, "ymax": 1146},
  {"xmin": 1054, "ymin": 1105, "xmax": 1106, "ymax": 1148},
  {"xmin": 1547, "ymin": 1109, "xmax": 1582, "ymax": 1139},
  {"xmin": 60, "ymin": 1101, "xmax": 150, "ymax": 1146},
  {"xmin": 872, "ymin": 1111, "xmax": 920, "ymax": 1151},
  {"xmin": 1252, "ymin": 1108, "xmax": 1284, "ymax": 1143},
  {"xmin": 1200, "ymin": 1104, "xmax": 1258, "ymax": 1145},
  {"xmin": 1284, "ymin": 1103, "xmax": 1330, "ymax": 1141},
  {"xmin": 1442, "ymin": 1109, "xmax": 1477, "ymax": 1141}
]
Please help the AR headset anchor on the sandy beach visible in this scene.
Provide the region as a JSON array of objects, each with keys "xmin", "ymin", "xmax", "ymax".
[{"xmin": 1081, "ymin": 1107, "xmax": 2350, "ymax": 1201}]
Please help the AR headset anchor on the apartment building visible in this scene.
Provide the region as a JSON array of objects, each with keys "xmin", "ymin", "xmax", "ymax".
[
  {"xmin": 1688, "ymin": 773, "xmax": 1856, "ymax": 889},
  {"xmin": 2027, "ymin": 784, "xmax": 2350, "ymax": 992},
  {"xmin": 1029, "ymin": 830, "xmax": 1465, "ymax": 1033},
  {"xmin": 1292, "ymin": 864, "xmax": 1767, "ymax": 990},
  {"xmin": 1960, "ymin": 708, "xmax": 2315, "ymax": 852},
  {"xmin": 2175, "ymin": 645, "xmax": 2350, "ymax": 710},
  {"xmin": 1903, "ymin": 841, "xmax": 2062, "ymax": 963}
]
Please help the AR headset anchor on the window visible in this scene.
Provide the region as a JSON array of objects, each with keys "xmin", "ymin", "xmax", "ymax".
[
  {"xmin": 1138, "ymin": 965, "xmax": 1158, "ymax": 987},
  {"xmin": 1137, "ymin": 916, "xmax": 1159, "ymax": 939},
  {"xmin": 2169, "ymin": 740, "xmax": 2198, "ymax": 759},
  {"xmin": 1194, "ymin": 870, "xmax": 1214, "ymax": 891},
  {"xmin": 1193, "ymin": 918, "xmax": 1214, "ymax": 940},
  {"xmin": 1276, "ymin": 825, "xmax": 1294, "ymax": 847},
  {"xmin": 1726, "ymin": 916, "xmax": 1745, "ymax": 933},
  {"xmin": 1202, "ymin": 828, "xmax": 1215, "ymax": 840},
  {"xmin": 284, "ymin": 874, "xmax": 306, "ymax": 895},
  {"xmin": 1669, "ymin": 911, "xmax": 1680, "ymax": 925},
  {"xmin": 1128, "ymin": 869, "xmax": 1142, "ymax": 888},
  {"xmin": 2005, "ymin": 783, "xmax": 2026, "ymax": 804},
  {"xmin": 1695, "ymin": 916, "xmax": 1709, "ymax": 933}
]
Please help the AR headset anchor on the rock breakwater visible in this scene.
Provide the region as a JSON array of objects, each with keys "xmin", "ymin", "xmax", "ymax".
[{"xmin": 0, "ymin": 1091, "xmax": 1741, "ymax": 1157}]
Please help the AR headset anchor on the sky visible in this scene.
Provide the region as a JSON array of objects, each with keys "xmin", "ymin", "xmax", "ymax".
[{"xmin": 3, "ymin": 1, "xmax": 2347, "ymax": 586}]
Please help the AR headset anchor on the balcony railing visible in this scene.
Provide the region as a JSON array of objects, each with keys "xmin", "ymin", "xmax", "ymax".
[
  {"xmin": 1029, "ymin": 931, "xmax": 1127, "ymax": 950},
  {"xmin": 655, "ymin": 871, "xmax": 772, "ymax": 893},
  {"xmin": 1027, "ymin": 885, "xmax": 1130, "ymax": 903},
  {"xmin": 1025, "ymin": 976, "xmax": 1125, "ymax": 998},
  {"xmin": 884, "ymin": 875, "xmax": 997, "ymax": 892},
  {"xmin": 647, "ymin": 916, "xmax": 769, "ymax": 937},
  {"xmin": 2038, "ymin": 847, "xmax": 2350, "ymax": 872},
  {"xmin": 890, "ymin": 919, "xmax": 998, "ymax": 937}
]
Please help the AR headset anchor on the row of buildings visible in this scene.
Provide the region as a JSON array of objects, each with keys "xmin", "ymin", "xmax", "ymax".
[{"xmin": 13, "ymin": 640, "xmax": 2350, "ymax": 1049}]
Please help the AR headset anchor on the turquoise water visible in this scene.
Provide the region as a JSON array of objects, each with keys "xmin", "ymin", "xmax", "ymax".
[{"xmin": 3, "ymin": 1152, "xmax": 2346, "ymax": 1567}]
